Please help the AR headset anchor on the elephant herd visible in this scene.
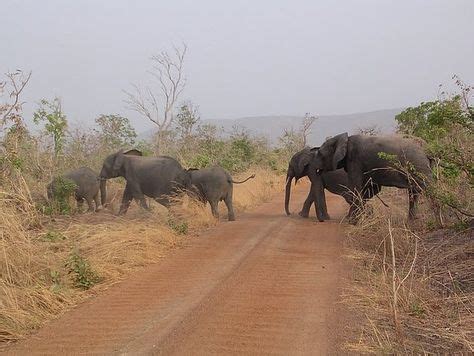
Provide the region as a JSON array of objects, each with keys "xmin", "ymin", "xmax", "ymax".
[
  {"xmin": 48, "ymin": 132, "xmax": 435, "ymax": 224},
  {"xmin": 47, "ymin": 149, "xmax": 255, "ymax": 221},
  {"xmin": 285, "ymin": 132, "xmax": 435, "ymax": 223}
]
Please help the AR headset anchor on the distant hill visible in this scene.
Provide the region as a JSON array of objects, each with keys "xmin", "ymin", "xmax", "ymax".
[
  {"xmin": 138, "ymin": 108, "xmax": 404, "ymax": 145},
  {"xmin": 203, "ymin": 108, "xmax": 403, "ymax": 146}
]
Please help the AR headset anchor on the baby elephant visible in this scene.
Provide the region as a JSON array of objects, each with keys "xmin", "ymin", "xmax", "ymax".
[
  {"xmin": 188, "ymin": 166, "xmax": 255, "ymax": 221},
  {"xmin": 47, "ymin": 167, "xmax": 103, "ymax": 212}
]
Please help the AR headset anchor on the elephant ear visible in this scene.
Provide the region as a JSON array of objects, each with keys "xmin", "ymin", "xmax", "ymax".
[
  {"xmin": 297, "ymin": 150, "xmax": 312, "ymax": 176},
  {"xmin": 123, "ymin": 149, "xmax": 142, "ymax": 156},
  {"xmin": 112, "ymin": 150, "xmax": 125, "ymax": 172},
  {"xmin": 332, "ymin": 133, "xmax": 348, "ymax": 170},
  {"xmin": 319, "ymin": 133, "xmax": 349, "ymax": 170}
]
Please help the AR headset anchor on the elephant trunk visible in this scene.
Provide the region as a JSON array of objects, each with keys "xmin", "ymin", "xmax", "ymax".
[
  {"xmin": 99, "ymin": 178, "xmax": 107, "ymax": 207},
  {"xmin": 284, "ymin": 170, "xmax": 294, "ymax": 216}
]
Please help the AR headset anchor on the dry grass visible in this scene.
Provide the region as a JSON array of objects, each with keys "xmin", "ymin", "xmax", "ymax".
[
  {"xmin": 0, "ymin": 167, "xmax": 284, "ymax": 344},
  {"xmin": 343, "ymin": 188, "xmax": 473, "ymax": 354}
]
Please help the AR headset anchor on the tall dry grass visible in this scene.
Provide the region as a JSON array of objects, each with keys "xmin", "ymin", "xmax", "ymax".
[
  {"xmin": 0, "ymin": 167, "xmax": 284, "ymax": 344},
  {"xmin": 343, "ymin": 188, "xmax": 473, "ymax": 354}
]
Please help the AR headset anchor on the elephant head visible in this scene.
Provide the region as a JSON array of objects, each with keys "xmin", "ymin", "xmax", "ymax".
[
  {"xmin": 313, "ymin": 133, "xmax": 349, "ymax": 171},
  {"xmin": 99, "ymin": 149, "xmax": 143, "ymax": 206},
  {"xmin": 284, "ymin": 147, "xmax": 318, "ymax": 215}
]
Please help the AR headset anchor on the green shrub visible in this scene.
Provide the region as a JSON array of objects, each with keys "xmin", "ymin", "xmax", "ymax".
[
  {"xmin": 395, "ymin": 78, "xmax": 473, "ymax": 222},
  {"xmin": 42, "ymin": 230, "xmax": 66, "ymax": 242},
  {"xmin": 50, "ymin": 177, "xmax": 77, "ymax": 214},
  {"xmin": 167, "ymin": 217, "xmax": 189, "ymax": 235},
  {"xmin": 66, "ymin": 249, "xmax": 101, "ymax": 289}
]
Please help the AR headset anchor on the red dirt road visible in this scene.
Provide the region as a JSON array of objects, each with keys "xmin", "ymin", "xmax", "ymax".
[{"xmin": 5, "ymin": 185, "xmax": 348, "ymax": 355}]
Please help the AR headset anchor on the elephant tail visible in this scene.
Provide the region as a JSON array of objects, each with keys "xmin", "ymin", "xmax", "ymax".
[{"xmin": 231, "ymin": 174, "xmax": 256, "ymax": 184}]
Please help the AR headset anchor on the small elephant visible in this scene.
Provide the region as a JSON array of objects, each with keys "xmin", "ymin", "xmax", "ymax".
[
  {"xmin": 312, "ymin": 133, "xmax": 434, "ymax": 222},
  {"xmin": 188, "ymin": 166, "xmax": 255, "ymax": 221},
  {"xmin": 285, "ymin": 147, "xmax": 381, "ymax": 219},
  {"xmin": 99, "ymin": 149, "xmax": 191, "ymax": 215},
  {"xmin": 47, "ymin": 166, "xmax": 103, "ymax": 212}
]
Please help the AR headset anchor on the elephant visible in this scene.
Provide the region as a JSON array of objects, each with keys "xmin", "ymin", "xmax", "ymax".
[
  {"xmin": 311, "ymin": 133, "xmax": 433, "ymax": 222},
  {"xmin": 285, "ymin": 147, "xmax": 381, "ymax": 220},
  {"xmin": 47, "ymin": 166, "xmax": 103, "ymax": 212},
  {"xmin": 188, "ymin": 166, "xmax": 255, "ymax": 221},
  {"xmin": 99, "ymin": 149, "xmax": 191, "ymax": 215}
]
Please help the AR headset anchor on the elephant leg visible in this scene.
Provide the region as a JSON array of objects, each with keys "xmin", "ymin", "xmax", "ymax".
[
  {"xmin": 93, "ymin": 193, "xmax": 102, "ymax": 211},
  {"xmin": 308, "ymin": 173, "xmax": 326, "ymax": 222},
  {"xmin": 408, "ymin": 188, "xmax": 419, "ymax": 220},
  {"xmin": 299, "ymin": 192, "xmax": 313, "ymax": 218},
  {"xmin": 155, "ymin": 197, "xmax": 171, "ymax": 208},
  {"xmin": 209, "ymin": 200, "xmax": 219, "ymax": 219},
  {"xmin": 320, "ymin": 190, "xmax": 330, "ymax": 220},
  {"xmin": 224, "ymin": 193, "xmax": 235, "ymax": 221},
  {"xmin": 84, "ymin": 196, "xmax": 95, "ymax": 212},
  {"xmin": 347, "ymin": 173, "xmax": 365, "ymax": 223},
  {"xmin": 118, "ymin": 184, "xmax": 134, "ymax": 215}
]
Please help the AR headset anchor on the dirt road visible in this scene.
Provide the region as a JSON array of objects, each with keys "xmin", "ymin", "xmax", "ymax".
[{"xmin": 6, "ymin": 185, "xmax": 348, "ymax": 355}]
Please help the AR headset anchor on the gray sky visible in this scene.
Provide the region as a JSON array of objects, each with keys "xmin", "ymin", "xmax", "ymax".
[{"xmin": 2, "ymin": 0, "xmax": 474, "ymax": 131}]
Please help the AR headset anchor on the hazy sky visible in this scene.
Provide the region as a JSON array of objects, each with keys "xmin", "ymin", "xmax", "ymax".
[{"xmin": 2, "ymin": 1, "xmax": 474, "ymax": 130}]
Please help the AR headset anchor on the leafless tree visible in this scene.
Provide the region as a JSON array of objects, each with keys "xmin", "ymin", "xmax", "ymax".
[
  {"xmin": 301, "ymin": 113, "xmax": 318, "ymax": 147},
  {"xmin": 124, "ymin": 44, "xmax": 187, "ymax": 153},
  {"xmin": 357, "ymin": 124, "xmax": 381, "ymax": 136},
  {"xmin": 1, "ymin": 70, "xmax": 31, "ymax": 128}
]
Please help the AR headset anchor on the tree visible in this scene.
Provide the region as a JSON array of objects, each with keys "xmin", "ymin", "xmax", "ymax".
[
  {"xmin": 279, "ymin": 127, "xmax": 304, "ymax": 154},
  {"xmin": 279, "ymin": 113, "xmax": 318, "ymax": 153},
  {"xmin": 124, "ymin": 44, "xmax": 187, "ymax": 154},
  {"xmin": 395, "ymin": 78, "xmax": 473, "ymax": 219},
  {"xmin": 0, "ymin": 70, "xmax": 31, "ymax": 128},
  {"xmin": 301, "ymin": 113, "xmax": 318, "ymax": 147},
  {"xmin": 95, "ymin": 114, "xmax": 137, "ymax": 150},
  {"xmin": 175, "ymin": 101, "xmax": 200, "ymax": 142},
  {"xmin": 33, "ymin": 98, "xmax": 68, "ymax": 158},
  {"xmin": 357, "ymin": 124, "xmax": 381, "ymax": 136}
]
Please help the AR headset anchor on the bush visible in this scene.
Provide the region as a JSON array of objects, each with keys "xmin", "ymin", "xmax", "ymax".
[
  {"xmin": 167, "ymin": 216, "xmax": 189, "ymax": 235},
  {"xmin": 49, "ymin": 177, "xmax": 77, "ymax": 214},
  {"xmin": 395, "ymin": 78, "xmax": 473, "ymax": 223},
  {"xmin": 66, "ymin": 249, "xmax": 101, "ymax": 290}
]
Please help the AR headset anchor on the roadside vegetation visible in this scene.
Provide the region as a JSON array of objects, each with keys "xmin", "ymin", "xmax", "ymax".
[{"xmin": 344, "ymin": 77, "xmax": 473, "ymax": 353}]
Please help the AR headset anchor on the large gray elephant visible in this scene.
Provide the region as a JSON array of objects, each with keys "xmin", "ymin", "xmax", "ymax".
[
  {"xmin": 311, "ymin": 133, "xmax": 433, "ymax": 221},
  {"xmin": 47, "ymin": 166, "xmax": 103, "ymax": 212},
  {"xmin": 285, "ymin": 147, "xmax": 381, "ymax": 220},
  {"xmin": 188, "ymin": 166, "xmax": 255, "ymax": 221},
  {"xmin": 99, "ymin": 149, "xmax": 191, "ymax": 215}
]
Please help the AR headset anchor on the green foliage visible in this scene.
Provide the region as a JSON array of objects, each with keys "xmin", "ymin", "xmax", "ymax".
[
  {"xmin": 66, "ymin": 249, "xmax": 101, "ymax": 290},
  {"xmin": 42, "ymin": 230, "xmax": 66, "ymax": 242},
  {"xmin": 378, "ymin": 151, "xmax": 422, "ymax": 180},
  {"xmin": 220, "ymin": 137, "xmax": 255, "ymax": 172},
  {"xmin": 95, "ymin": 114, "xmax": 137, "ymax": 150},
  {"xmin": 395, "ymin": 95, "xmax": 473, "ymax": 181},
  {"xmin": 167, "ymin": 217, "xmax": 188, "ymax": 235},
  {"xmin": 175, "ymin": 102, "xmax": 200, "ymax": 141},
  {"xmin": 33, "ymin": 98, "xmax": 68, "ymax": 158},
  {"xmin": 49, "ymin": 177, "xmax": 77, "ymax": 214},
  {"xmin": 395, "ymin": 78, "xmax": 474, "ymax": 220},
  {"xmin": 188, "ymin": 153, "xmax": 212, "ymax": 169}
]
